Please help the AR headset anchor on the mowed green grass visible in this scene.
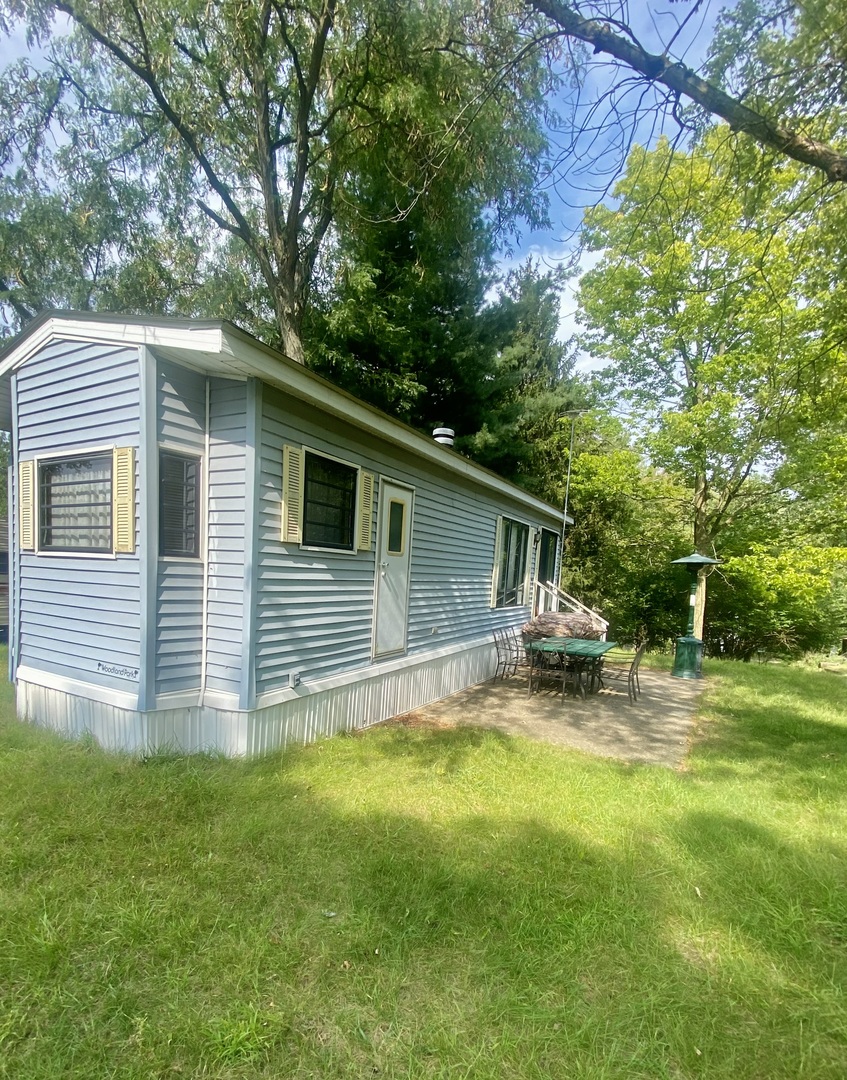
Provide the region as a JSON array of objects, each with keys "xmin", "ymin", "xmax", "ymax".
[{"xmin": 1, "ymin": 656, "xmax": 846, "ymax": 1079}]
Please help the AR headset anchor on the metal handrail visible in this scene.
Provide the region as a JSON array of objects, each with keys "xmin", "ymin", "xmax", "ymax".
[{"xmin": 532, "ymin": 580, "xmax": 609, "ymax": 632}]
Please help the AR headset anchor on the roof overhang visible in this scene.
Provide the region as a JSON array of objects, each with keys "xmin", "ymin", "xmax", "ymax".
[{"xmin": 0, "ymin": 311, "xmax": 569, "ymax": 525}]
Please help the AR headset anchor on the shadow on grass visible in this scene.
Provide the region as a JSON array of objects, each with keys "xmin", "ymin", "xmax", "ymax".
[
  {"xmin": 3, "ymin": 657, "xmax": 847, "ymax": 1076},
  {"xmin": 3, "ymin": 716, "xmax": 847, "ymax": 1079},
  {"xmin": 674, "ymin": 810, "xmax": 847, "ymax": 964},
  {"xmin": 352, "ymin": 717, "xmax": 518, "ymax": 772}
]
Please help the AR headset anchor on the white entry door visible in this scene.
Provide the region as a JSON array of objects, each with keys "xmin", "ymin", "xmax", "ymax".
[{"xmin": 373, "ymin": 480, "xmax": 414, "ymax": 657}]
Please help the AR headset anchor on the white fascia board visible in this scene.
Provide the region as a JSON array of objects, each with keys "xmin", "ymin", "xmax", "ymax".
[
  {"xmin": 216, "ymin": 329, "xmax": 566, "ymax": 524},
  {"xmin": 0, "ymin": 315, "xmax": 225, "ymax": 379},
  {"xmin": 0, "ymin": 314, "xmax": 565, "ymax": 524}
]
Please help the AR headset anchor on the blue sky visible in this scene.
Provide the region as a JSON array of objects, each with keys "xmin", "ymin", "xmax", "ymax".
[{"xmin": 507, "ymin": 2, "xmax": 727, "ymax": 352}]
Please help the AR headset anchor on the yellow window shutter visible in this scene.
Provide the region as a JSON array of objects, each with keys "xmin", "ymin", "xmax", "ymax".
[
  {"xmin": 357, "ymin": 471, "xmax": 375, "ymax": 551},
  {"xmin": 490, "ymin": 515, "xmax": 503, "ymax": 607},
  {"xmin": 282, "ymin": 444, "xmax": 304, "ymax": 543},
  {"xmin": 19, "ymin": 459, "xmax": 35, "ymax": 551},
  {"xmin": 113, "ymin": 447, "xmax": 136, "ymax": 553}
]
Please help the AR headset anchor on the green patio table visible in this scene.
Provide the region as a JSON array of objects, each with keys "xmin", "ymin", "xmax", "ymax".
[{"xmin": 527, "ymin": 636, "xmax": 619, "ymax": 700}]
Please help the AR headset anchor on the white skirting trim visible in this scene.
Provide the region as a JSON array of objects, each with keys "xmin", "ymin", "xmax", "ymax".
[{"xmin": 16, "ymin": 639, "xmax": 497, "ymax": 756}]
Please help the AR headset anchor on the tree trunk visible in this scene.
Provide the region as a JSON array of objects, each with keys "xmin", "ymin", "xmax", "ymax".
[
  {"xmin": 693, "ymin": 568, "xmax": 707, "ymax": 640},
  {"xmin": 693, "ymin": 470, "xmax": 710, "ymax": 639},
  {"xmin": 272, "ymin": 284, "xmax": 306, "ymax": 365},
  {"xmin": 279, "ymin": 321, "xmax": 305, "ymax": 366}
]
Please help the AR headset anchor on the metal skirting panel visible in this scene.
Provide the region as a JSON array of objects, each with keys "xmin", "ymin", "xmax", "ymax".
[{"xmin": 16, "ymin": 641, "xmax": 496, "ymax": 756}]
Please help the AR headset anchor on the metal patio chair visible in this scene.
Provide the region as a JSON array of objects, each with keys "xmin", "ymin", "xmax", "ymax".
[
  {"xmin": 493, "ymin": 627, "xmax": 532, "ymax": 681},
  {"xmin": 526, "ymin": 640, "xmax": 585, "ymax": 702},
  {"xmin": 597, "ymin": 643, "xmax": 647, "ymax": 704}
]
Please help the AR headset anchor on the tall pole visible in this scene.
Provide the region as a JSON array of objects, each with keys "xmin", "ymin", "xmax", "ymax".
[
  {"xmin": 671, "ymin": 553, "xmax": 719, "ymax": 679},
  {"xmin": 563, "ymin": 412, "xmax": 577, "ymax": 532},
  {"xmin": 555, "ymin": 410, "xmax": 583, "ymax": 615}
]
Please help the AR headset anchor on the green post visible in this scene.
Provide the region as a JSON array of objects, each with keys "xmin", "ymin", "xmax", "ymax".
[{"xmin": 670, "ymin": 553, "xmax": 719, "ymax": 680}]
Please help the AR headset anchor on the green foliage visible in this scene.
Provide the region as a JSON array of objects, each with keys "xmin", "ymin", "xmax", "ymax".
[
  {"xmin": 708, "ymin": 0, "xmax": 847, "ymax": 132},
  {"xmin": 0, "ymin": 0, "xmax": 564, "ymax": 360},
  {"xmin": 579, "ymin": 128, "xmax": 825, "ymax": 548},
  {"xmin": 704, "ymin": 0, "xmax": 847, "ymax": 509},
  {"xmin": 310, "ymin": 247, "xmax": 585, "ymax": 490},
  {"xmin": 554, "ymin": 413, "xmax": 690, "ymax": 646},
  {"xmin": 0, "ymin": 160, "xmax": 206, "ymax": 333},
  {"xmin": 306, "ymin": 196, "xmax": 499, "ymax": 424},
  {"xmin": 576, "ymin": 124, "xmax": 847, "ymax": 648},
  {"xmin": 456, "ymin": 262, "xmax": 583, "ymax": 490},
  {"xmin": 706, "ymin": 546, "xmax": 847, "ymax": 659}
]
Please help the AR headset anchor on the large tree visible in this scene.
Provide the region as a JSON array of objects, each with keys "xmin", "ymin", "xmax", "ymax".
[
  {"xmin": 577, "ymin": 127, "xmax": 839, "ymax": 635},
  {"xmin": 0, "ymin": 0, "xmax": 559, "ymax": 357}
]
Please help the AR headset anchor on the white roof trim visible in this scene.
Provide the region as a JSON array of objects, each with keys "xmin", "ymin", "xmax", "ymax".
[
  {"xmin": 0, "ymin": 316, "xmax": 225, "ymax": 377},
  {"xmin": 0, "ymin": 314, "xmax": 567, "ymax": 523}
]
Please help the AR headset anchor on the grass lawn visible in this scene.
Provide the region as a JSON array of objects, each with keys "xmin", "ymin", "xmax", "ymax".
[{"xmin": 1, "ymin": 656, "xmax": 846, "ymax": 1078}]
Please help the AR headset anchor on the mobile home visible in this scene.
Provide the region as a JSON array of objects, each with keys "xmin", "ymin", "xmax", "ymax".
[{"xmin": 0, "ymin": 313, "xmax": 567, "ymax": 754}]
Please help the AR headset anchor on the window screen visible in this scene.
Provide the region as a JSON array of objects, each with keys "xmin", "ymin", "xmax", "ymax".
[
  {"xmin": 39, "ymin": 455, "xmax": 112, "ymax": 551},
  {"xmin": 159, "ymin": 450, "xmax": 200, "ymax": 557},
  {"xmin": 495, "ymin": 518, "xmax": 530, "ymax": 607},
  {"xmin": 303, "ymin": 452, "xmax": 357, "ymax": 549}
]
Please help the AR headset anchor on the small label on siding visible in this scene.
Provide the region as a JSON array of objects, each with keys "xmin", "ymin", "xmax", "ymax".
[{"xmin": 96, "ymin": 661, "xmax": 140, "ymax": 681}]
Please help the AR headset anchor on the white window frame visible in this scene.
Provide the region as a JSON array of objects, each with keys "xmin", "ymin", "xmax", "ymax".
[
  {"xmin": 27, "ymin": 444, "xmax": 120, "ymax": 559},
  {"xmin": 490, "ymin": 515, "xmax": 533, "ymax": 608},
  {"xmin": 158, "ymin": 446, "xmax": 203, "ymax": 560}
]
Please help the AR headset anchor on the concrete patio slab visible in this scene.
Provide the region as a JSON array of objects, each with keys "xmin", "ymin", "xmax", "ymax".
[{"xmin": 392, "ymin": 668, "xmax": 704, "ymax": 768}]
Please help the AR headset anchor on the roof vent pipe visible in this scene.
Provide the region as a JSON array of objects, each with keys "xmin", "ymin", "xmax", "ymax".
[{"xmin": 433, "ymin": 427, "xmax": 455, "ymax": 447}]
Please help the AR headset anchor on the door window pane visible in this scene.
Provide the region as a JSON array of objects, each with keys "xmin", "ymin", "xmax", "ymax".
[{"xmin": 387, "ymin": 499, "xmax": 405, "ymax": 555}]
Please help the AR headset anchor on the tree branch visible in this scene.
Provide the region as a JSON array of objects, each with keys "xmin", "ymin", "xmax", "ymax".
[
  {"xmin": 54, "ymin": 0, "xmax": 257, "ymax": 245},
  {"xmin": 282, "ymin": 0, "xmax": 335, "ymax": 276},
  {"xmin": 0, "ymin": 278, "xmax": 39, "ymax": 325},
  {"xmin": 529, "ymin": 0, "xmax": 847, "ymax": 183}
]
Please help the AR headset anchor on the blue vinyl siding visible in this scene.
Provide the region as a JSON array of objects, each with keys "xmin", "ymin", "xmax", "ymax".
[
  {"xmin": 154, "ymin": 360, "xmax": 206, "ymax": 695},
  {"xmin": 157, "ymin": 359, "xmax": 206, "ymax": 450},
  {"xmin": 204, "ymin": 378, "xmax": 247, "ymax": 697},
  {"xmin": 155, "ymin": 561, "xmax": 204, "ymax": 694},
  {"xmin": 257, "ymin": 393, "xmax": 376, "ymax": 693},
  {"xmin": 255, "ymin": 389, "xmax": 554, "ymax": 695},
  {"xmin": 15, "ymin": 340, "xmax": 142, "ymax": 690}
]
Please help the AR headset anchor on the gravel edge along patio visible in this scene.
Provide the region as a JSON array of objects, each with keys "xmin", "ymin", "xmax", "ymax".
[{"xmin": 392, "ymin": 667, "xmax": 704, "ymax": 768}]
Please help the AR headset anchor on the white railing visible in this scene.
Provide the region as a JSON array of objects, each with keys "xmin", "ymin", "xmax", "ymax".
[{"xmin": 532, "ymin": 580, "xmax": 609, "ymax": 637}]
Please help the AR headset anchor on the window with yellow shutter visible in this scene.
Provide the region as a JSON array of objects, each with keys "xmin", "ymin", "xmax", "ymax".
[
  {"xmin": 113, "ymin": 446, "xmax": 136, "ymax": 554},
  {"xmin": 282, "ymin": 445, "xmax": 374, "ymax": 553},
  {"xmin": 38, "ymin": 454, "xmax": 113, "ymax": 552},
  {"xmin": 19, "ymin": 460, "xmax": 35, "ymax": 551}
]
